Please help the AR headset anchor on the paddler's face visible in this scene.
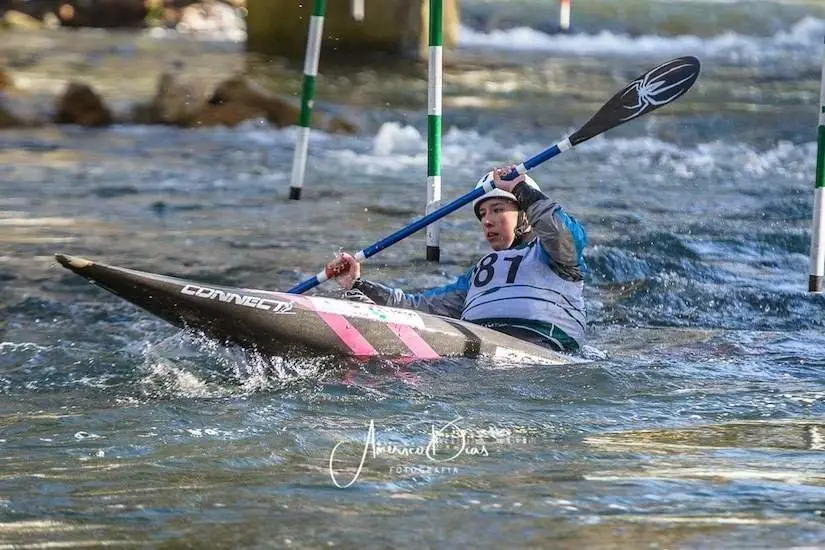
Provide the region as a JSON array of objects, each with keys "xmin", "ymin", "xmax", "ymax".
[{"xmin": 477, "ymin": 198, "xmax": 519, "ymax": 251}]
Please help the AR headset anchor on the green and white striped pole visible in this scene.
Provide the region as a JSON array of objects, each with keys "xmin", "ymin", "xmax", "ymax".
[
  {"xmin": 426, "ymin": 0, "xmax": 444, "ymax": 262},
  {"xmin": 289, "ymin": 0, "xmax": 326, "ymax": 201},
  {"xmin": 810, "ymin": 36, "xmax": 825, "ymax": 292}
]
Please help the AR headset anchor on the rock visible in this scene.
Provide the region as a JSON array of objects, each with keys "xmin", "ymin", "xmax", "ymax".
[
  {"xmin": 189, "ymin": 102, "xmax": 266, "ymax": 127},
  {"xmin": 0, "ymin": 69, "xmax": 14, "ymax": 92},
  {"xmin": 1, "ymin": 10, "xmax": 43, "ymax": 29},
  {"xmin": 41, "ymin": 12, "xmax": 61, "ymax": 29},
  {"xmin": 56, "ymin": 0, "xmax": 147, "ymax": 28},
  {"xmin": 129, "ymin": 71, "xmax": 358, "ymax": 132},
  {"xmin": 209, "ymin": 75, "xmax": 299, "ymax": 127},
  {"xmin": 326, "ymin": 115, "xmax": 359, "ymax": 134},
  {"xmin": 1, "ymin": 0, "xmax": 248, "ymax": 29},
  {"xmin": 0, "ymin": 0, "xmax": 61, "ymax": 20},
  {"xmin": 177, "ymin": 1, "xmax": 245, "ymax": 40},
  {"xmin": 0, "ymin": 96, "xmax": 27, "ymax": 128},
  {"xmin": 54, "ymin": 82, "xmax": 113, "ymax": 127},
  {"xmin": 207, "ymin": 75, "xmax": 358, "ymax": 133},
  {"xmin": 139, "ymin": 72, "xmax": 211, "ymax": 126}
]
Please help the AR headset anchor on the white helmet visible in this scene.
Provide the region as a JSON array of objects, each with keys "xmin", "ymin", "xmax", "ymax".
[{"xmin": 472, "ymin": 171, "xmax": 540, "ymax": 219}]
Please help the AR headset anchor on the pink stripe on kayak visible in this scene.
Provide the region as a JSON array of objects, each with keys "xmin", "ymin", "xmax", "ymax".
[
  {"xmin": 388, "ymin": 323, "xmax": 441, "ymax": 360},
  {"xmin": 294, "ymin": 297, "xmax": 378, "ymax": 357}
]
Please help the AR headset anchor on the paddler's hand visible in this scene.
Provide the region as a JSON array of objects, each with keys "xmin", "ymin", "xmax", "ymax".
[
  {"xmin": 492, "ymin": 164, "xmax": 526, "ymax": 193},
  {"xmin": 325, "ymin": 252, "xmax": 361, "ymax": 289}
]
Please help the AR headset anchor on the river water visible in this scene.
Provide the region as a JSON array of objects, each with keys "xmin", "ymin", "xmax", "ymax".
[{"xmin": 2, "ymin": 0, "xmax": 825, "ymax": 547}]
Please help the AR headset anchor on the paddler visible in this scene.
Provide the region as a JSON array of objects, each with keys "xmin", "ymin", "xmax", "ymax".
[{"xmin": 325, "ymin": 165, "xmax": 588, "ymax": 352}]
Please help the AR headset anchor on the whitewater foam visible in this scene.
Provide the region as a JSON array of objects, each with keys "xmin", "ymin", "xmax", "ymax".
[{"xmin": 459, "ymin": 17, "xmax": 825, "ymax": 65}]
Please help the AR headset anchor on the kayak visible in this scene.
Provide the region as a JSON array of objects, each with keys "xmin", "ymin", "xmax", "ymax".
[{"xmin": 55, "ymin": 254, "xmax": 577, "ymax": 365}]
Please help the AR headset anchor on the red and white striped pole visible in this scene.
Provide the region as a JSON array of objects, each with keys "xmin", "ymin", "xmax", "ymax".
[{"xmin": 559, "ymin": 0, "xmax": 571, "ymax": 33}]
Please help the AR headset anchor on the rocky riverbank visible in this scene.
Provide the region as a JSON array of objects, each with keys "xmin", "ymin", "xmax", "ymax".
[
  {"xmin": 1, "ymin": 0, "xmax": 245, "ymax": 35},
  {"xmin": 0, "ymin": 1, "xmax": 358, "ymax": 134},
  {"xmin": 0, "ymin": 64, "xmax": 358, "ymax": 132}
]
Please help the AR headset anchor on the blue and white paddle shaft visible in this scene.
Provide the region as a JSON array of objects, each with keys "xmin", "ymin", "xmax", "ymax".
[
  {"xmin": 288, "ymin": 177, "xmax": 499, "ymax": 294},
  {"xmin": 810, "ymin": 36, "xmax": 825, "ymax": 293},
  {"xmin": 288, "ymin": 136, "xmax": 573, "ymax": 294},
  {"xmin": 288, "ymin": 56, "xmax": 701, "ymax": 294}
]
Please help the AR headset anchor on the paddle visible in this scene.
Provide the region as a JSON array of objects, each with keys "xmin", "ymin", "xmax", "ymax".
[{"xmin": 288, "ymin": 55, "xmax": 701, "ymax": 294}]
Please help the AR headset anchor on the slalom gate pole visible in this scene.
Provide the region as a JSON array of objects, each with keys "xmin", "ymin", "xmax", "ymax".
[
  {"xmin": 560, "ymin": 0, "xmax": 571, "ymax": 33},
  {"xmin": 809, "ymin": 36, "xmax": 825, "ymax": 292},
  {"xmin": 351, "ymin": 0, "xmax": 364, "ymax": 21},
  {"xmin": 289, "ymin": 0, "xmax": 327, "ymax": 201},
  {"xmin": 426, "ymin": 0, "xmax": 444, "ymax": 262}
]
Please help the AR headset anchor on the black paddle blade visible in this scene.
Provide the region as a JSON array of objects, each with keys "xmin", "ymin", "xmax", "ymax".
[{"xmin": 570, "ymin": 56, "xmax": 701, "ymax": 147}]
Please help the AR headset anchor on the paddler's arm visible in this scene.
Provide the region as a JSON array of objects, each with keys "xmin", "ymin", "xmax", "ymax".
[
  {"xmin": 352, "ymin": 269, "xmax": 472, "ymax": 318},
  {"xmin": 325, "ymin": 253, "xmax": 470, "ymax": 317},
  {"xmin": 513, "ymin": 182, "xmax": 587, "ymax": 282}
]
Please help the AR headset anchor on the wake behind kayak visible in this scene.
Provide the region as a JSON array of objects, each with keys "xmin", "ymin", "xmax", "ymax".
[{"xmin": 55, "ymin": 254, "xmax": 578, "ymax": 365}]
